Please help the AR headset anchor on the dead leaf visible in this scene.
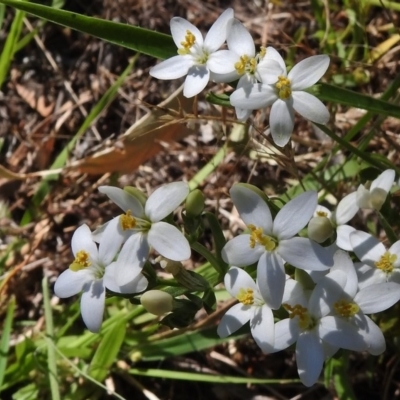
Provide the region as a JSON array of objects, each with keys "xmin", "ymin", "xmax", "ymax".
[{"xmin": 15, "ymin": 83, "xmax": 54, "ymax": 117}]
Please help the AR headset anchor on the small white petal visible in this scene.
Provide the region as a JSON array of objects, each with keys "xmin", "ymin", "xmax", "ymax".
[
  {"xmin": 261, "ymin": 47, "xmax": 286, "ymax": 73},
  {"xmin": 362, "ymin": 316, "xmax": 386, "ymax": 355},
  {"xmin": 204, "ymin": 8, "xmax": 234, "ymax": 52},
  {"xmin": 390, "ymin": 241, "xmax": 400, "ymax": 267},
  {"xmin": 350, "ymin": 231, "xmax": 386, "ymax": 265},
  {"xmin": 54, "ymin": 269, "xmax": 91, "ymax": 298},
  {"xmin": 183, "ymin": 66, "xmax": 210, "ymax": 98},
  {"xmin": 230, "ymin": 83, "xmax": 277, "ymax": 110},
  {"xmin": 257, "ymin": 59, "xmax": 286, "ymax": 84},
  {"xmin": 221, "ymin": 235, "xmax": 264, "ymax": 266},
  {"xmin": 355, "ymin": 282, "xmax": 400, "ymax": 313},
  {"xmin": 230, "ymin": 184, "xmax": 273, "ymax": 233},
  {"xmin": 227, "ymin": 19, "xmax": 255, "ymax": 56},
  {"xmin": 292, "ymin": 91, "xmax": 330, "ymax": 124},
  {"xmin": 71, "ymin": 224, "xmax": 98, "ymax": 262},
  {"xmin": 296, "ymin": 332, "xmax": 324, "ymax": 387},
  {"xmin": 330, "ymin": 250, "xmax": 358, "ymax": 297},
  {"xmin": 148, "ymin": 222, "xmax": 191, "ymax": 261},
  {"xmin": 355, "ymin": 262, "xmax": 386, "ymax": 289},
  {"xmin": 273, "ymin": 191, "xmax": 317, "ymax": 240},
  {"xmin": 104, "ymin": 263, "xmax": 148, "ymax": 294},
  {"xmin": 98, "ymin": 216, "xmax": 122, "ymax": 266},
  {"xmin": 370, "ymin": 169, "xmax": 395, "ymax": 193},
  {"xmin": 283, "ymin": 278, "xmax": 308, "ymax": 307},
  {"xmin": 336, "ymin": 224, "xmax": 356, "ymax": 251},
  {"xmin": 145, "ymin": 181, "xmax": 189, "ymax": 222},
  {"xmin": 257, "ymin": 251, "xmax": 285, "ymax": 309},
  {"xmin": 273, "ymin": 319, "xmax": 298, "ymax": 352},
  {"xmin": 224, "ymin": 267, "xmax": 258, "ymax": 298},
  {"xmin": 334, "ymin": 192, "xmax": 359, "ymax": 225},
  {"xmin": 81, "ymin": 280, "xmax": 105, "ymax": 333},
  {"xmin": 170, "ymin": 17, "xmax": 203, "ymax": 48},
  {"xmin": 150, "ymin": 56, "xmax": 193, "ymax": 80},
  {"xmin": 279, "ymin": 238, "xmax": 333, "ymax": 271},
  {"xmin": 235, "ymin": 107, "xmax": 252, "ymax": 121},
  {"xmin": 269, "ymin": 98, "xmax": 295, "ymax": 147},
  {"xmin": 99, "ymin": 186, "xmax": 145, "ymax": 217},
  {"xmin": 217, "ymin": 303, "xmax": 252, "ymax": 337},
  {"xmin": 251, "ymin": 307, "xmax": 275, "ymax": 353},
  {"xmin": 356, "ymin": 184, "xmax": 372, "ymax": 209},
  {"xmin": 207, "ymin": 50, "xmax": 238, "ymax": 74},
  {"xmin": 289, "ymin": 55, "xmax": 330, "ymax": 90}
]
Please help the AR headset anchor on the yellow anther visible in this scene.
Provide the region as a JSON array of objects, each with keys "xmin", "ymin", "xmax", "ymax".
[
  {"xmin": 69, "ymin": 250, "xmax": 91, "ymax": 272},
  {"xmin": 259, "ymin": 46, "xmax": 266, "ymax": 59},
  {"xmin": 316, "ymin": 210, "xmax": 328, "ymax": 217},
  {"xmin": 275, "ymin": 75, "xmax": 292, "ymax": 100},
  {"xmin": 237, "ymin": 288, "xmax": 254, "ymax": 305},
  {"xmin": 375, "ymin": 252, "xmax": 397, "ymax": 273},
  {"xmin": 120, "ymin": 210, "xmax": 136, "ymax": 230},
  {"xmin": 283, "ymin": 303, "xmax": 313, "ymax": 330},
  {"xmin": 248, "ymin": 224, "xmax": 276, "ymax": 251},
  {"xmin": 334, "ymin": 300, "xmax": 359, "ymax": 317},
  {"xmin": 234, "ymin": 55, "xmax": 249, "ymax": 75},
  {"xmin": 178, "ymin": 30, "xmax": 196, "ymax": 55}
]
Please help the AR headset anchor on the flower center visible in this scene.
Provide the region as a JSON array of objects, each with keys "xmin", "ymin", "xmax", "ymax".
[
  {"xmin": 237, "ymin": 288, "xmax": 254, "ymax": 305},
  {"xmin": 316, "ymin": 210, "xmax": 328, "ymax": 217},
  {"xmin": 120, "ymin": 210, "xmax": 137, "ymax": 230},
  {"xmin": 375, "ymin": 251, "xmax": 397, "ymax": 273},
  {"xmin": 69, "ymin": 250, "xmax": 91, "ymax": 272},
  {"xmin": 275, "ymin": 76, "xmax": 292, "ymax": 100},
  {"xmin": 334, "ymin": 299, "xmax": 359, "ymax": 317},
  {"xmin": 248, "ymin": 224, "xmax": 276, "ymax": 251},
  {"xmin": 234, "ymin": 55, "xmax": 257, "ymax": 75},
  {"xmin": 283, "ymin": 303, "xmax": 315, "ymax": 330},
  {"xmin": 178, "ymin": 30, "xmax": 196, "ymax": 55}
]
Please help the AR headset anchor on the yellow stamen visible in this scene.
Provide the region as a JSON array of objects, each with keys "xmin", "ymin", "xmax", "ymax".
[
  {"xmin": 120, "ymin": 210, "xmax": 136, "ymax": 230},
  {"xmin": 375, "ymin": 252, "xmax": 397, "ymax": 273},
  {"xmin": 334, "ymin": 300, "xmax": 359, "ymax": 317},
  {"xmin": 283, "ymin": 303, "xmax": 313, "ymax": 330},
  {"xmin": 275, "ymin": 75, "xmax": 292, "ymax": 100},
  {"xmin": 237, "ymin": 288, "xmax": 254, "ymax": 305},
  {"xmin": 316, "ymin": 210, "xmax": 328, "ymax": 217},
  {"xmin": 248, "ymin": 224, "xmax": 276, "ymax": 251},
  {"xmin": 258, "ymin": 46, "xmax": 266, "ymax": 59},
  {"xmin": 69, "ymin": 250, "xmax": 91, "ymax": 271},
  {"xmin": 234, "ymin": 55, "xmax": 249, "ymax": 75},
  {"xmin": 178, "ymin": 30, "xmax": 196, "ymax": 55}
]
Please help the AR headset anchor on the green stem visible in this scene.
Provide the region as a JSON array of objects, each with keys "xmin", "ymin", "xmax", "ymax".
[
  {"xmin": 190, "ymin": 241, "xmax": 224, "ymax": 278},
  {"xmin": 379, "ymin": 211, "xmax": 398, "ymax": 245}
]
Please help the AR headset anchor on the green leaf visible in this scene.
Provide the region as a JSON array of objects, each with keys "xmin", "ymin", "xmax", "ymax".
[
  {"xmin": 88, "ymin": 321, "xmax": 126, "ymax": 382},
  {"xmin": 0, "ymin": 0, "xmax": 176, "ymax": 59},
  {"xmin": 0, "ymin": 297, "xmax": 15, "ymax": 389}
]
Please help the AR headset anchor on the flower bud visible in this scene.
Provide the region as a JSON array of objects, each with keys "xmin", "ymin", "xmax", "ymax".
[
  {"xmin": 123, "ymin": 186, "xmax": 147, "ymax": 207},
  {"xmin": 140, "ymin": 290, "xmax": 173, "ymax": 316},
  {"xmin": 185, "ymin": 189, "xmax": 205, "ymax": 217},
  {"xmin": 370, "ymin": 187, "xmax": 387, "ymax": 211},
  {"xmin": 308, "ymin": 216, "xmax": 333, "ymax": 243}
]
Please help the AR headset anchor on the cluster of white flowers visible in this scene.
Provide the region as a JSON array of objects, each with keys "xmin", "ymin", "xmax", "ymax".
[
  {"xmin": 217, "ymin": 169, "xmax": 398, "ymax": 386},
  {"xmin": 150, "ymin": 9, "xmax": 330, "ymax": 147}
]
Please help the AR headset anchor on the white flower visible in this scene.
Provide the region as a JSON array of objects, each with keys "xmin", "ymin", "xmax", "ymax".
[
  {"xmin": 350, "ymin": 230, "xmax": 400, "ymax": 289},
  {"xmin": 54, "ymin": 224, "xmax": 148, "ymax": 332},
  {"xmin": 230, "ymin": 48, "xmax": 330, "ymax": 147},
  {"xmin": 97, "ymin": 182, "xmax": 191, "ymax": 285},
  {"xmin": 221, "ymin": 184, "xmax": 333, "ymax": 309},
  {"xmin": 217, "ymin": 267, "xmax": 275, "ymax": 353},
  {"xmin": 356, "ymin": 169, "xmax": 395, "ymax": 210},
  {"xmin": 149, "ymin": 9, "xmax": 234, "ymax": 98}
]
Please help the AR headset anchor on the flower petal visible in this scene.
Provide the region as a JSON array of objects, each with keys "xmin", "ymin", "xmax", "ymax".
[
  {"xmin": 350, "ymin": 230, "xmax": 386, "ymax": 265},
  {"xmin": 336, "ymin": 224, "xmax": 356, "ymax": 251},
  {"xmin": 170, "ymin": 17, "xmax": 203, "ymax": 48},
  {"xmin": 361, "ymin": 316, "xmax": 386, "ymax": 355},
  {"xmin": 230, "ymin": 83, "xmax": 277, "ymax": 110},
  {"xmin": 217, "ymin": 303, "xmax": 252, "ymax": 337},
  {"xmin": 54, "ymin": 269, "xmax": 91, "ymax": 298},
  {"xmin": 150, "ymin": 55, "xmax": 193, "ymax": 80},
  {"xmin": 148, "ymin": 222, "xmax": 191, "ymax": 261},
  {"xmin": 81, "ymin": 280, "xmax": 105, "ymax": 333},
  {"xmin": 224, "ymin": 267, "xmax": 258, "ymax": 298},
  {"xmin": 257, "ymin": 251, "xmax": 285, "ymax": 309},
  {"xmin": 370, "ymin": 169, "xmax": 395, "ymax": 193},
  {"xmin": 355, "ymin": 282, "xmax": 400, "ymax": 313},
  {"xmin": 330, "ymin": 250, "xmax": 358, "ymax": 298},
  {"xmin": 279, "ymin": 237, "xmax": 333, "ymax": 271},
  {"xmin": 273, "ymin": 191, "xmax": 317, "ymax": 239},
  {"xmin": 269, "ymin": 98, "xmax": 295, "ymax": 147},
  {"xmin": 227, "ymin": 19, "xmax": 255, "ymax": 56},
  {"xmin": 250, "ymin": 306, "xmax": 275, "ymax": 353},
  {"xmin": 390, "ymin": 240, "xmax": 400, "ymax": 267},
  {"xmin": 289, "ymin": 55, "xmax": 330, "ymax": 90},
  {"xmin": 145, "ymin": 181, "xmax": 189, "ymax": 222},
  {"xmin": 71, "ymin": 224, "xmax": 98, "ymax": 262},
  {"xmin": 230, "ymin": 184, "xmax": 273, "ymax": 233},
  {"xmin": 334, "ymin": 192, "xmax": 358, "ymax": 225},
  {"xmin": 273, "ymin": 318, "xmax": 298, "ymax": 352},
  {"xmin": 99, "ymin": 186, "xmax": 145, "ymax": 217},
  {"xmin": 183, "ymin": 65, "xmax": 210, "ymax": 98},
  {"xmin": 104, "ymin": 262, "xmax": 148, "ymax": 294},
  {"xmin": 292, "ymin": 91, "xmax": 330, "ymax": 124},
  {"xmin": 204, "ymin": 8, "xmax": 234, "ymax": 52},
  {"xmin": 260, "ymin": 46, "xmax": 286, "ymax": 74},
  {"xmin": 98, "ymin": 216, "xmax": 122, "ymax": 266},
  {"xmin": 221, "ymin": 235, "xmax": 264, "ymax": 266},
  {"xmin": 207, "ymin": 50, "xmax": 238, "ymax": 74}
]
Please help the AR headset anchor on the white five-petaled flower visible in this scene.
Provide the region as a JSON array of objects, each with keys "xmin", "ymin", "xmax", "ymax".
[
  {"xmin": 149, "ymin": 8, "xmax": 234, "ymax": 98},
  {"xmin": 97, "ymin": 182, "xmax": 191, "ymax": 286},
  {"xmin": 217, "ymin": 267, "xmax": 275, "ymax": 353},
  {"xmin": 356, "ymin": 169, "xmax": 395, "ymax": 210},
  {"xmin": 221, "ymin": 184, "xmax": 333, "ymax": 309},
  {"xmin": 230, "ymin": 47, "xmax": 330, "ymax": 147},
  {"xmin": 350, "ymin": 230, "xmax": 400, "ymax": 289},
  {"xmin": 54, "ymin": 224, "xmax": 148, "ymax": 332}
]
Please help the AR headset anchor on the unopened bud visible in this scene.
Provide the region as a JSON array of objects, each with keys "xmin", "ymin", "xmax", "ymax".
[
  {"xmin": 123, "ymin": 186, "xmax": 147, "ymax": 207},
  {"xmin": 370, "ymin": 188, "xmax": 387, "ymax": 211},
  {"xmin": 308, "ymin": 216, "xmax": 333, "ymax": 243},
  {"xmin": 140, "ymin": 290, "xmax": 174, "ymax": 316},
  {"xmin": 185, "ymin": 189, "xmax": 205, "ymax": 217}
]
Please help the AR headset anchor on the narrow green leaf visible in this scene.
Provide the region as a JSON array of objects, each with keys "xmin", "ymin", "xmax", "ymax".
[
  {"xmin": 0, "ymin": 297, "xmax": 15, "ymax": 390},
  {"xmin": 89, "ymin": 321, "xmax": 126, "ymax": 382},
  {"xmin": 0, "ymin": 0, "xmax": 176, "ymax": 59}
]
